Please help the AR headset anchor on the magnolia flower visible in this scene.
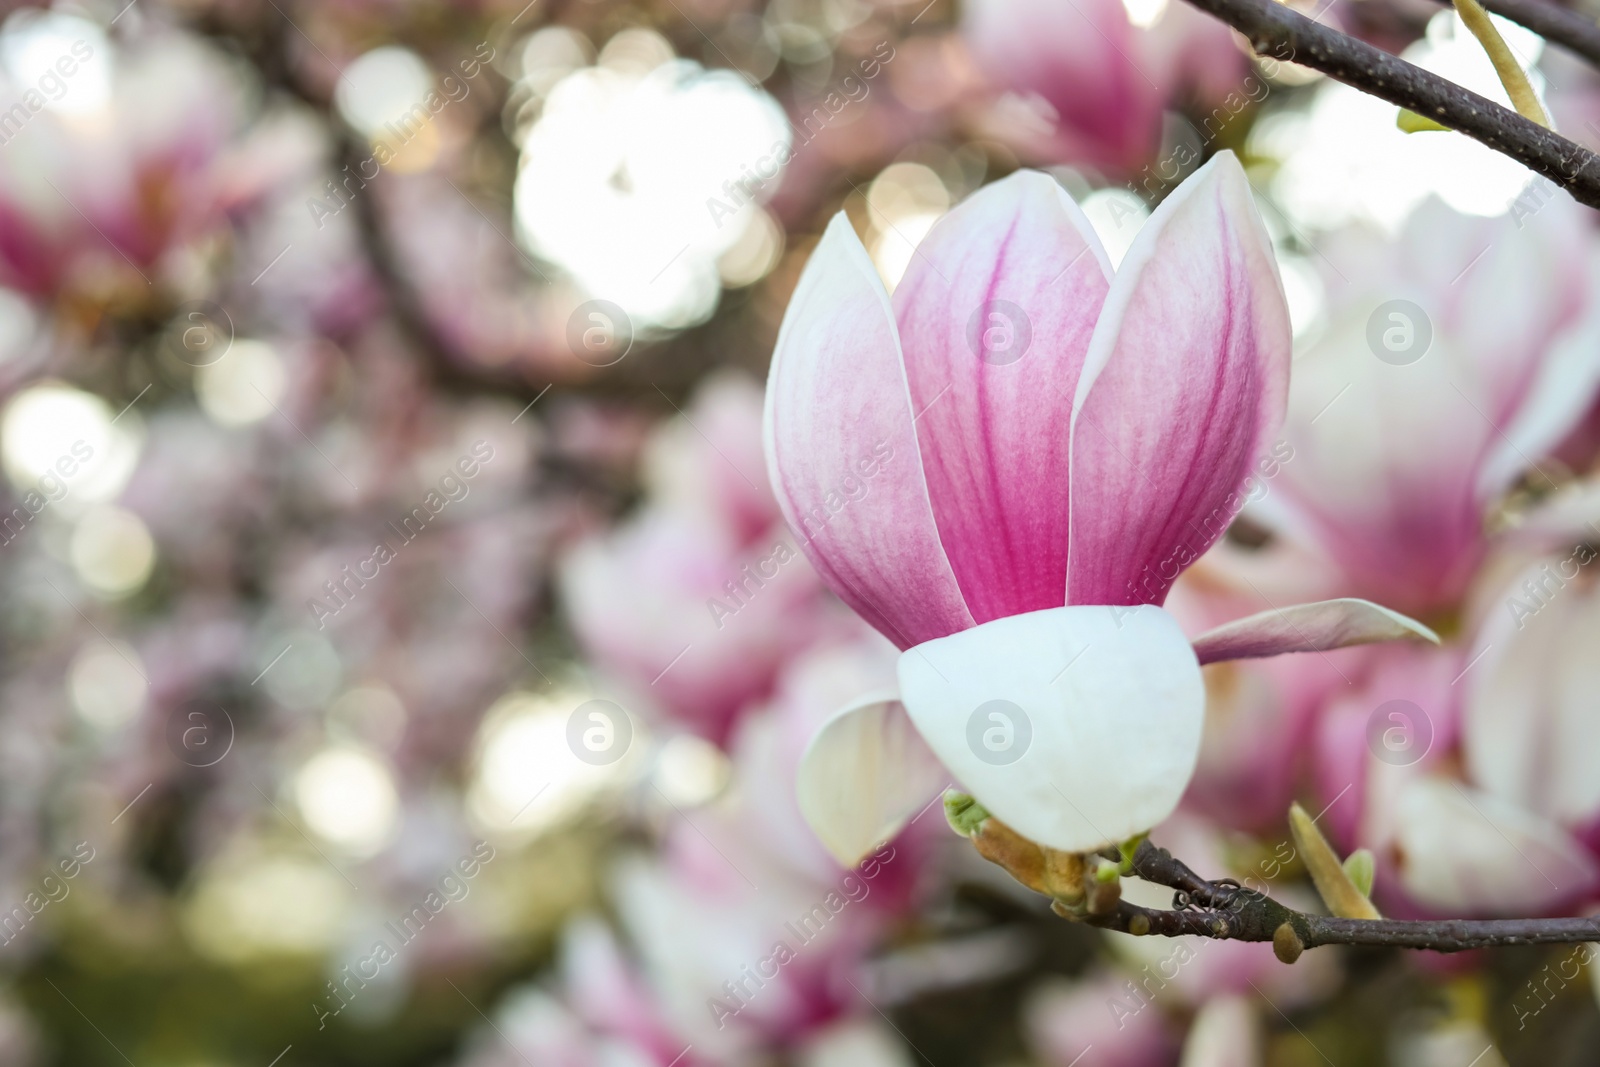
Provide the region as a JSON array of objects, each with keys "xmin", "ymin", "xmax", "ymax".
[
  {"xmin": 1025, "ymin": 971, "xmax": 1177, "ymax": 1067},
  {"xmin": 1266, "ymin": 195, "xmax": 1600, "ymax": 618},
  {"xmin": 1180, "ymin": 996, "xmax": 1262, "ymax": 1067},
  {"xmin": 1309, "ymin": 638, "xmax": 1600, "ymax": 916},
  {"xmin": 964, "ymin": 0, "xmax": 1163, "ymax": 176},
  {"xmin": 0, "ymin": 29, "xmax": 242, "ymax": 298},
  {"xmin": 963, "ymin": 0, "xmax": 1248, "ymax": 177},
  {"xmin": 561, "ymin": 375, "xmax": 850, "ymax": 743},
  {"xmin": 1463, "ymin": 556, "xmax": 1600, "ymax": 841},
  {"xmin": 1394, "ymin": 552, "xmax": 1600, "ymax": 913},
  {"xmin": 764, "ymin": 151, "xmax": 1437, "ymax": 865}
]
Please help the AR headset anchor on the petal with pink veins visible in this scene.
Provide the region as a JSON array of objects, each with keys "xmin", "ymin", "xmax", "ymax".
[
  {"xmin": 796, "ymin": 692, "xmax": 949, "ymax": 867},
  {"xmin": 1067, "ymin": 150, "xmax": 1290, "ymax": 607},
  {"xmin": 1190, "ymin": 598, "xmax": 1438, "ymax": 666},
  {"xmin": 764, "ymin": 213, "xmax": 975, "ymax": 648},
  {"xmin": 892, "ymin": 170, "xmax": 1112, "ymax": 623}
]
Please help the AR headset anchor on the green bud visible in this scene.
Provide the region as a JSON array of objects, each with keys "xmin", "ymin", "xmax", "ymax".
[
  {"xmin": 1397, "ymin": 109, "xmax": 1450, "ymax": 133},
  {"xmin": 1342, "ymin": 849, "xmax": 1376, "ymax": 899},
  {"xmin": 944, "ymin": 792, "xmax": 990, "ymax": 837},
  {"xmin": 1117, "ymin": 832, "xmax": 1148, "ymax": 875}
]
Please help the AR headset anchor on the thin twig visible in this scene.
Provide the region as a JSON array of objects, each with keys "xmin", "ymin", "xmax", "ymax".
[
  {"xmin": 1179, "ymin": 0, "xmax": 1600, "ymax": 209},
  {"xmin": 1088, "ymin": 839, "xmax": 1600, "ymax": 955},
  {"xmin": 1432, "ymin": 0, "xmax": 1600, "ymax": 71}
]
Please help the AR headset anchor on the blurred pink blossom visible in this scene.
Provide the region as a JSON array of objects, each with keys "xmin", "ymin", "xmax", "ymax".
[
  {"xmin": 962, "ymin": 0, "xmax": 1248, "ymax": 176},
  {"xmin": 1025, "ymin": 969, "xmax": 1178, "ymax": 1067},
  {"xmin": 0, "ymin": 28, "xmax": 243, "ymax": 298},
  {"xmin": 562, "ymin": 374, "xmax": 850, "ymax": 743},
  {"xmin": 1268, "ymin": 196, "xmax": 1600, "ymax": 619}
]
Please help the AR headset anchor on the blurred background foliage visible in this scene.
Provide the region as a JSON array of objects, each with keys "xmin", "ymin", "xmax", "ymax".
[{"xmin": 4, "ymin": 0, "xmax": 1600, "ymax": 1063}]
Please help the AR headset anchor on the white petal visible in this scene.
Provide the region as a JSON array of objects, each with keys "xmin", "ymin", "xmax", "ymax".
[
  {"xmin": 897, "ymin": 605, "xmax": 1204, "ymax": 853},
  {"xmin": 1393, "ymin": 778, "xmax": 1599, "ymax": 915},
  {"xmin": 796, "ymin": 693, "xmax": 949, "ymax": 867},
  {"xmin": 1190, "ymin": 598, "xmax": 1438, "ymax": 666},
  {"xmin": 1463, "ymin": 559, "xmax": 1600, "ymax": 825},
  {"xmin": 1476, "ymin": 304, "xmax": 1600, "ymax": 506},
  {"xmin": 1181, "ymin": 996, "xmax": 1261, "ymax": 1067}
]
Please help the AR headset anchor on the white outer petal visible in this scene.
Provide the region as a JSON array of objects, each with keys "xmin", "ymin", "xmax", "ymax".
[
  {"xmin": 796, "ymin": 692, "xmax": 949, "ymax": 867},
  {"xmin": 1476, "ymin": 302, "xmax": 1600, "ymax": 506},
  {"xmin": 897, "ymin": 605, "xmax": 1204, "ymax": 853},
  {"xmin": 1181, "ymin": 996, "xmax": 1261, "ymax": 1067},
  {"xmin": 1463, "ymin": 563, "xmax": 1600, "ymax": 826}
]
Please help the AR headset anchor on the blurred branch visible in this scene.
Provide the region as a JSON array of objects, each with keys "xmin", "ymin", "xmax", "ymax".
[
  {"xmin": 336, "ymin": 139, "xmax": 465, "ymax": 369},
  {"xmin": 1179, "ymin": 0, "xmax": 1600, "ymax": 209},
  {"xmin": 188, "ymin": 4, "xmax": 770, "ymax": 410},
  {"xmin": 1430, "ymin": 0, "xmax": 1600, "ymax": 70},
  {"xmin": 1089, "ymin": 839, "xmax": 1600, "ymax": 958}
]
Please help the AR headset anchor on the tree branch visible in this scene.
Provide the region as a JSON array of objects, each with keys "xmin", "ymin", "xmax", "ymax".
[
  {"xmin": 1431, "ymin": 0, "xmax": 1600, "ymax": 72},
  {"xmin": 1179, "ymin": 0, "xmax": 1600, "ymax": 209},
  {"xmin": 1088, "ymin": 839, "xmax": 1600, "ymax": 957}
]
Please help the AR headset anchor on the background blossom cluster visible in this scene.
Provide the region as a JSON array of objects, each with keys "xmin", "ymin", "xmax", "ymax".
[{"xmin": 1, "ymin": 0, "xmax": 1600, "ymax": 1064}]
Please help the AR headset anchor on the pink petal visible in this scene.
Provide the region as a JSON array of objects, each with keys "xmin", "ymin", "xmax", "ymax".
[
  {"xmin": 892, "ymin": 171, "xmax": 1112, "ymax": 623},
  {"xmin": 963, "ymin": 0, "xmax": 1165, "ymax": 176},
  {"xmin": 1191, "ymin": 598, "xmax": 1438, "ymax": 666},
  {"xmin": 1067, "ymin": 150, "xmax": 1290, "ymax": 607},
  {"xmin": 764, "ymin": 214, "xmax": 974, "ymax": 648}
]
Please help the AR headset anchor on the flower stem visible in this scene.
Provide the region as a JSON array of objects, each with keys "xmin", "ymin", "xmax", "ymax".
[
  {"xmin": 1452, "ymin": 0, "xmax": 1551, "ymax": 128},
  {"xmin": 1430, "ymin": 0, "xmax": 1600, "ymax": 73}
]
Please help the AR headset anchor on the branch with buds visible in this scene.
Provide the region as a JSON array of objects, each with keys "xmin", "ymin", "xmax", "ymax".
[
  {"xmin": 947, "ymin": 795, "xmax": 1600, "ymax": 960},
  {"xmin": 1178, "ymin": 0, "xmax": 1600, "ymax": 209}
]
